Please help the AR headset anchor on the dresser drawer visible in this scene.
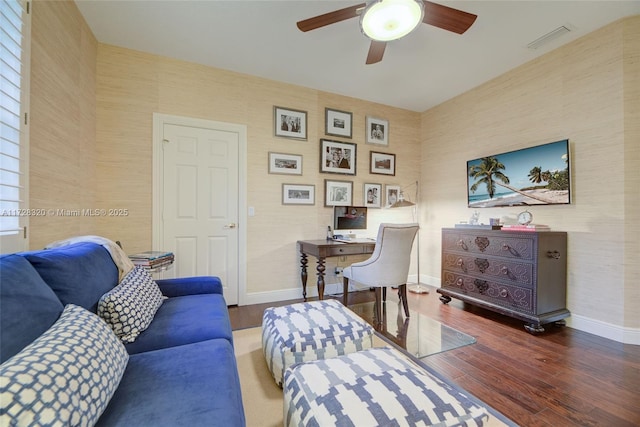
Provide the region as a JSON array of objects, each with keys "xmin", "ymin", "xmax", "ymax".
[
  {"xmin": 442, "ymin": 252, "xmax": 534, "ymax": 287},
  {"xmin": 442, "ymin": 271, "xmax": 534, "ymax": 314},
  {"xmin": 442, "ymin": 231, "xmax": 535, "ymax": 261}
]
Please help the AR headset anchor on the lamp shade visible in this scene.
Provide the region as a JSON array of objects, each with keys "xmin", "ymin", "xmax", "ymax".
[
  {"xmin": 360, "ymin": 0, "xmax": 425, "ymax": 42},
  {"xmin": 390, "ymin": 190, "xmax": 415, "ymax": 208},
  {"xmin": 390, "ymin": 199, "xmax": 415, "ymax": 208}
]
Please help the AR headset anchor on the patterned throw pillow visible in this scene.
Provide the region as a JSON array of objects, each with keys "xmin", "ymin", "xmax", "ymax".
[
  {"xmin": 98, "ymin": 266, "xmax": 164, "ymax": 343},
  {"xmin": 0, "ymin": 304, "xmax": 129, "ymax": 426}
]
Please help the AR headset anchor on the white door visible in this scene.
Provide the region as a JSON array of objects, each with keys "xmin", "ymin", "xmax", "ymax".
[{"xmin": 160, "ymin": 122, "xmax": 241, "ymax": 305}]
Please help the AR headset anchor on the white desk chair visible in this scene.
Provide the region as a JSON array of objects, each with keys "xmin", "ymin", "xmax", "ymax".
[{"xmin": 342, "ymin": 223, "xmax": 419, "ymax": 323}]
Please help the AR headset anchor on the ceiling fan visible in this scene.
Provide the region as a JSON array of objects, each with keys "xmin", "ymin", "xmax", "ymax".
[{"xmin": 296, "ymin": 0, "xmax": 477, "ymax": 65}]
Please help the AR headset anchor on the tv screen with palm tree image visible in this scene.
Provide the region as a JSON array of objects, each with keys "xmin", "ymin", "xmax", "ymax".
[{"xmin": 467, "ymin": 139, "xmax": 571, "ymax": 208}]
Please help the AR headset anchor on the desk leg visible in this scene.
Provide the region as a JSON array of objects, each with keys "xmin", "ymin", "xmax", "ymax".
[
  {"xmin": 316, "ymin": 257, "xmax": 326, "ymax": 300},
  {"xmin": 300, "ymin": 253, "xmax": 308, "ymax": 301}
]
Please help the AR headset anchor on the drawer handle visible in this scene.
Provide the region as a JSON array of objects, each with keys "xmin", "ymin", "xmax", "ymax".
[
  {"xmin": 547, "ymin": 250, "xmax": 561, "ymax": 259},
  {"xmin": 502, "ymin": 242, "xmax": 521, "ymax": 257},
  {"xmin": 499, "ymin": 288, "xmax": 509, "ymax": 298},
  {"xmin": 456, "ymin": 278, "xmax": 464, "ymax": 286},
  {"xmin": 501, "ymin": 266, "xmax": 509, "ymax": 275},
  {"xmin": 457, "ymin": 240, "xmax": 468, "ymax": 251}
]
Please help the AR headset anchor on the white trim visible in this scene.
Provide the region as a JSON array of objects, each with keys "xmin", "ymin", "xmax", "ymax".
[
  {"xmin": 566, "ymin": 314, "xmax": 640, "ymax": 345},
  {"xmin": 424, "ymin": 280, "xmax": 637, "ymax": 344},
  {"xmin": 0, "ymin": 0, "xmax": 30, "ymax": 253},
  {"xmin": 420, "ymin": 274, "xmax": 440, "ymax": 288},
  {"xmin": 152, "ymin": 113, "xmax": 247, "ymax": 305},
  {"xmin": 243, "ymin": 281, "xmax": 364, "ymax": 306}
]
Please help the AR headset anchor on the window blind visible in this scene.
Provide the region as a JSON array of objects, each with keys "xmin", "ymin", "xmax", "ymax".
[{"xmin": 0, "ymin": 0, "xmax": 27, "ymax": 238}]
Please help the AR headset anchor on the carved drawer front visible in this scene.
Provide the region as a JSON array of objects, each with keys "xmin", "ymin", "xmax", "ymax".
[
  {"xmin": 442, "ymin": 253, "xmax": 534, "ymax": 287},
  {"xmin": 442, "ymin": 271, "xmax": 534, "ymax": 314},
  {"xmin": 443, "ymin": 231, "xmax": 535, "ymax": 261}
]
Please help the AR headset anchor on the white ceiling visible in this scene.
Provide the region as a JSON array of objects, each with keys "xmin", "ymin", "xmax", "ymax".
[{"xmin": 75, "ymin": 1, "xmax": 640, "ymax": 112}]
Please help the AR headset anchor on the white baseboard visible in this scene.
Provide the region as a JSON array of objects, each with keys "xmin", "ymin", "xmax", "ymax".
[
  {"xmin": 566, "ymin": 314, "xmax": 640, "ymax": 345},
  {"xmin": 242, "ymin": 277, "xmax": 638, "ymax": 345},
  {"xmin": 242, "ymin": 281, "xmax": 368, "ymax": 306}
]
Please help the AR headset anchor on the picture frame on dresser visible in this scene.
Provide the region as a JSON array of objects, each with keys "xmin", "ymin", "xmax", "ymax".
[{"xmin": 325, "ymin": 108, "xmax": 352, "ymax": 138}]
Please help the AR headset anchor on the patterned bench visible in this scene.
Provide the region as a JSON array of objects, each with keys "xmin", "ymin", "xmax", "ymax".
[
  {"xmin": 283, "ymin": 346, "xmax": 491, "ymax": 427},
  {"xmin": 262, "ymin": 299, "xmax": 374, "ymax": 387}
]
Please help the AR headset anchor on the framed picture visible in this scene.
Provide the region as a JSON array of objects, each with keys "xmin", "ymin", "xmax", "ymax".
[
  {"xmin": 324, "ymin": 179, "xmax": 353, "ymax": 207},
  {"xmin": 370, "ymin": 151, "xmax": 395, "ymax": 176},
  {"xmin": 366, "ymin": 116, "xmax": 389, "ymax": 146},
  {"xmin": 385, "ymin": 185, "xmax": 401, "ymax": 207},
  {"xmin": 325, "ymin": 108, "xmax": 352, "ymax": 138},
  {"xmin": 274, "ymin": 106, "xmax": 307, "ymax": 140},
  {"xmin": 268, "ymin": 152, "xmax": 302, "ymax": 175},
  {"xmin": 320, "ymin": 139, "xmax": 357, "ymax": 175},
  {"xmin": 363, "ymin": 183, "xmax": 382, "ymax": 208},
  {"xmin": 282, "ymin": 184, "xmax": 315, "ymax": 205}
]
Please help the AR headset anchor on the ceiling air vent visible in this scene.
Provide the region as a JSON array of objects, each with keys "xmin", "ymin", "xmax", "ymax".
[{"xmin": 527, "ymin": 25, "xmax": 572, "ymax": 50}]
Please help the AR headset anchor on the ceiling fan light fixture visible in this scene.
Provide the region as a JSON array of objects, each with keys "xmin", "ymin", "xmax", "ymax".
[{"xmin": 360, "ymin": 0, "xmax": 425, "ymax": 42}]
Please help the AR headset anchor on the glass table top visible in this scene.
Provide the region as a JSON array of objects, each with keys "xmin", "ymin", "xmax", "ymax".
[{"xmin": 349, "ymin": 300, "xmax": 476, "ymax": 359}]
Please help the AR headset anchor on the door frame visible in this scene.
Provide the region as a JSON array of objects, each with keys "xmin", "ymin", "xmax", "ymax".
[{"xmin": 152, "ymin": 113, "xmax": 247, "ymax": 305}]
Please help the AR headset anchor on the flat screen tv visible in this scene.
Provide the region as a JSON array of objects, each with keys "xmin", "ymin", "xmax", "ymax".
[
  {"xmin": 333, "ymin": 206, "xmax": 367, "ymax": 234},
  {"xmin": 467, "ymin": 139, "xmax": 570, "ymax": 208}
]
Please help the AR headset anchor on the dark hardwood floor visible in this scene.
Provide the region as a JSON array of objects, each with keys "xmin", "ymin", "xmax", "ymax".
[{"xmin": 228, "ymin": 287, "xmax": 640, "ymax": 427}]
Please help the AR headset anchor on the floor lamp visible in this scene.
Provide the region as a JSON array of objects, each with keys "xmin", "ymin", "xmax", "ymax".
[{"xmin": 390, "ymin": 180, "xmax": 429, "ymax": 294}]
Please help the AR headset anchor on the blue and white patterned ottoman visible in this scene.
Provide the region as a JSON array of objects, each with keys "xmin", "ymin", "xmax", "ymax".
[
  {"xmin": 283, "ymin": 346, "xmax": 491, "ymax": 427},
  {"xmin": 262, "ymin": 299, "xmax": 374, "ymax": 387}
]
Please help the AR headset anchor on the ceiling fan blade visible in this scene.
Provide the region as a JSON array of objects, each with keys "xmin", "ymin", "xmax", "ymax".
[
  {"xmin": 422, "ymin": 1, "xmax": 477, "ymax": 34},
  {"xmin": 297, "ymin": 3, "xmax": 366, "ymax": 32},
  {"xmin": 366, "ymin": 41, "xmax": 386, "ymax": 65}
]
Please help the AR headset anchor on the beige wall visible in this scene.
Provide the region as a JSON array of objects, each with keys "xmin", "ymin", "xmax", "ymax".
[
  {"xmin": 420, "ymin": 16, "xmax": 640, "ymax": 339},
  {"xmin": 29, "ymin": 0, "xmax": 98, "ymax": 248},
  {"xmin": 94, "ymin": 46, "xmax": 421, "ymax": 298},
  {"xmin": 28, "ymin": 0, "xmax": 637, "ymax": 341}
]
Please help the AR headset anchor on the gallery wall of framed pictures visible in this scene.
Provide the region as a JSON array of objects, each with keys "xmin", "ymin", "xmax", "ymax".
[{"xmin": 270, "ymin": 104, "xmax": 414, "ymax": 209}]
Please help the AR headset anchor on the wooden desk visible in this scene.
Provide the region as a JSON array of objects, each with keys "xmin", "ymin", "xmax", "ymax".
[{"xmin": 297, "ymin": 239, "xmax": 376, "ymax": 300}]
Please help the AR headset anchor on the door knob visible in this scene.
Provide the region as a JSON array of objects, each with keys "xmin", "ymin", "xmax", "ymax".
[{"xmin": 224, "ymin": 223, "xmax": 237, "ymax": 229}]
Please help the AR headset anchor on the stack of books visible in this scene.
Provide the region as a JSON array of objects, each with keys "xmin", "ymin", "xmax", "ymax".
[
  {"xmin": 501, "ymin": 224, "xmax": 551, "ymax": 232},
  {"xmin": 454, "ymin": 224, "xmax": 502, "ymax": 230},
  {"xmin": 128, "ymin": 251, "xmax": 175, "ymax": 270}
]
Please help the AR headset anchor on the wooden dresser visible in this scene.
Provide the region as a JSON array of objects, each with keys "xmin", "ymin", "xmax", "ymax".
[{"xmin": 438, "ymin": 228, "xmax": 570, "ymax": 333}]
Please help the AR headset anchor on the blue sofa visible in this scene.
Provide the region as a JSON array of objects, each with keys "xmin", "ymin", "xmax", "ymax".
[{"xmin": 0, "ymin": 242, "xmax": 246, "ymax": 426}]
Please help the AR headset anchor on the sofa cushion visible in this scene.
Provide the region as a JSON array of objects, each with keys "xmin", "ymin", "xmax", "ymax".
[
  {"xmin": 124, "ymin": 293, "xmax": 233, "ymax": 354},
  {"xmin": 0, "ymin": 254, "xmax": 64, "ymax": 363},
  {"xmin": 155, "ymin": 275, "xmax": 223, "ymax": 297},
  {"xmin": 22, "ymin": 242, "xmax": 119, "ymax": 312},
  {"xmin": 98, "ymin": 267, "xmax": 164, "ymax": 343},
  {"xmin": 0, "ymin": 304, "xmax": 129, "ymax": 426},
  {"xmin": 97, "ymin": 339, "xmax": 245, "ymax": 427}
]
